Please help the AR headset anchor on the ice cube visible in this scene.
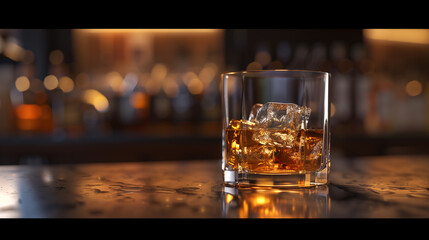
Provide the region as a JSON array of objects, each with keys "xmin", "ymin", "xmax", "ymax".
[
  {"xmin": 255, "ymin": 102, "xmax": 297, "ymax": 129},
  {"xmin": 252, "ymin": 129, "xmax": 296, "ymax": 148},
  {"xmin": 304, "ymin": 140, "xmax": 323, "ymax": 171},
  {"xmin": 298, "ymin": 106, "xmax": 311, "ymax": 129},
  {"xmin": 254, "ymin": 102, "xmax": 310, "ymax": 130},
  {"xmin": 275, "ymin": 148, "xmax": 304, "ymax": 171},
  {"xmin": 308, "ymin": 141, "xmax": 322, "ymax": 160},
  {"xmin": 270, "ymin": 130, "xmax": 296, "ymax": 147},
  {"xmin": 243, "ymin": 145, "xmax": 275, "ymax": 171},
  {"xmin": 250, "ymin": 102, "xmax": 311, "ymax": 148},
  {"xmin": 248, "ymin": 103, "xmax": 263, "ymax": 122}
]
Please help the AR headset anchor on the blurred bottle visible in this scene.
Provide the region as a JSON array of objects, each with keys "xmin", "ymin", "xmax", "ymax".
[
  {"xmin": 170, "ymin": 49, "xmax": 194, "ymax": 122},
  {"xmin": 123, "ymin": 46, "xmax": 152, "ymax": 127},
  {"xmin": 306, "ymin": 42, "xmax": 328, "ymax": 71},
  {"xmin": 46, "ymin": 56, "xmax": 67, "ymax": 138},
  {"xmin": 10, "ymin": 74, "xmax": 54, "ymax": 135},
  {"xmin": 425, "ymin": 79, "xmax": 429, "ymax": 132},
  {"xmin": 105, "ymin": 71, "xmax": 142, "ymax": 131},
  {"xmin": 254, "ymin": 43, "xmax": 272, "ymax": 69},
  {"xmin": 351, "ymin": 43, "xmax": 373, "ymax": 127},
  {"xmin": 74, "ymin": 71, "xmax": 109, "ymax": 135},
  {"xmin": 395, "ymin": 68, "xmax": 425, "ymax": 133},
  {"xmin": 200, "ymin": 79, "xmax": 220, "ymax": 121},
  {"xmin": 0, "ymin": 34, "xmax": 17, "ymax": 135},
  {"xmin": 276, "ymin": 41, "xmax": 292, "ymax": 68},
  {"xmin": 288, "ymin": 43, "xmax": 309, "ymax": 70},
  {"xmin": 118, "ymin": 72, "xmax": 139, "ymax": 126},
  {"xmin": 172, "ymin": 80, "xmax": 193, "ymax": 121},
  {"xmin": 367, "ymin": 65, "xmax": 395, "ymax": 134},
  {"xmin": 330, "ymin": 41, "xmax": 354, "ymax": 126},
  {"xmin": 199, "ymin": 62, "xmax": 220, "ymax": 121},
  {"xmin": 129, "ymin": 81, "xmax": 150, "ymax": 124},
  {"xmin": 59, "ymin": 75, "xmax": 82, "ymax": 136},
  {"xmin": 152, "ymin": 89, "xmax": 171, "ymax": 121}
]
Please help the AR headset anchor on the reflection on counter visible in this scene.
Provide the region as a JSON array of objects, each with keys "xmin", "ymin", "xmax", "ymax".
[{"xmin": 222, "ymin": 185, "xmax": 330, "ymax": 218}]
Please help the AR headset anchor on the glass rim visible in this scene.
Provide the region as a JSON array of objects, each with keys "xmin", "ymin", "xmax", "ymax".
[{"xmin": 222, "ymin": 69, "xmax": 330, "ymax": 77}]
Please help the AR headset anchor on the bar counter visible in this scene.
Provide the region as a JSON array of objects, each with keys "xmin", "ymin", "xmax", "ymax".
[{"xmin": 0, "ymin": 155, "xmax": 428, "ymax": 218}]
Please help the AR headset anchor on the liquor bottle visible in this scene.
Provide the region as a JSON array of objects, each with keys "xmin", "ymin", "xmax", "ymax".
[
  {"xmin": 307, "ymin": 42, "xmax": 327, "ymax": 71},
  {"xmin": 288, "ymin": 43, "xmax": 309, "ymax": 70},
  {"xmin": 330, "ymin": 41, "xmax": 353, "ymax": 125},
  {"xmin": 0, "ymin": 34, "xmax": 18, "ymax": 135},
  {"xmin": 351, "ymin": 43, "xmax": 372, "ymax": 124}
]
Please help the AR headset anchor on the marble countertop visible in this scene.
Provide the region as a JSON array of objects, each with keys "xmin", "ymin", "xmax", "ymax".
[{"xmin": 0, "ymin": 155, "xmax": 428, "ymax": 218}]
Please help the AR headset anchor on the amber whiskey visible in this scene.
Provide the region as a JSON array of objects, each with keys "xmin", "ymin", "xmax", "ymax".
[{"xmin": 225, "ymin": 119, "xmax": 323, "ymax": 174}]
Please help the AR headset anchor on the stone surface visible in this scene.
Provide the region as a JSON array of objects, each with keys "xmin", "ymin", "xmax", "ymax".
[{"xmin": 0, "ymin": 155, "xmax": 428, "ymax": 218}]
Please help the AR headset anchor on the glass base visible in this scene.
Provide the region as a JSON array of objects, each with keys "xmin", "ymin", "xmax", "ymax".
[
  {"xmin": 224, "ymin": 166, "xmax": 328, "ymax": 189},
  {"xmin": 223, "ymin": 169, "xmax": 238, "ymax": 187}
]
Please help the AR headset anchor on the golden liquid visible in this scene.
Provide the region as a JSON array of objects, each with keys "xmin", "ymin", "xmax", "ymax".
[{"xmin": 226, "ymin": 119, "xmax": 323, "ymax": 174}]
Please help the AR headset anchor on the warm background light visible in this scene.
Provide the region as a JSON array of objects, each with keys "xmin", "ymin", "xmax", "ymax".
[
  {"xmin": 162, "ymin": 77, "xmax": 179, "ymax": 98},
  {"xmin": 129, "ymin": 92, "xmax": 149, "ymax": 109},
  {"xmin": 151, "ymin": 63, "xmax": 168, "ymax": 81},
  {"xmin": 405, "ymin": 80, "xmax": 423, "ymax": 97},
  {"xmin": 43, "ymin": 75, "xmax": 59, "ymax": 90},
  {"xmin": 3, "ymin": 39, "xmax": 24, "ymax": 61},
  {"xmin": 49, "ymin": 49, "xmax": 64, "ymax": 65},
  {"xmin": 16, "ymin": 104, "xmax": 42, "ymax": 120},
  {"xmin": 5, "ymin": 28, "xmax": 429, "ymax": 163},
  {"xmin": 187, "ymin": 77, "xmax": 204, "ymax": 95},
  {"xmin": 364, "ymin": 29, "xmax": 429, "ymax": 44},
  {"xmin": 106, "ymin": 71, "xmax": 123, "ymax": 93},
  {"xmin": 59, "ymin": 76, "xmax": 74, "ymax": 93},
  {"xmin": 15, "ymin": 76, "xmax": 30, "ymax": 92},
  {"xmin": 82, "ymin": 89, "xmax": 109, "ymax": 112}
]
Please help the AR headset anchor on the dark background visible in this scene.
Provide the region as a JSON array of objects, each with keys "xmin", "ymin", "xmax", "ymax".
[{"xmin": 1, "ymin": 29, "xmax": 428, "ymax": 165}]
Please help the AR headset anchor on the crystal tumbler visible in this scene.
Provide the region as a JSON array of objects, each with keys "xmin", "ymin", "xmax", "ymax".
[{"xmin": 221, "ymin": 70, "xmax": 331, "ymax": 188}]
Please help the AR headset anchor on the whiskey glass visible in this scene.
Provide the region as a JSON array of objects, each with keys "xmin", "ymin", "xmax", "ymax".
[{"xmin": 221, "ymin": 70, "xmax": 331, "ymax": 188}]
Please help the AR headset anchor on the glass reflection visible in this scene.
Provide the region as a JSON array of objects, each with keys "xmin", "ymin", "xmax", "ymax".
[{"xmin": 222, "ymin": 186, "xmax": 330, "ymax": 218}]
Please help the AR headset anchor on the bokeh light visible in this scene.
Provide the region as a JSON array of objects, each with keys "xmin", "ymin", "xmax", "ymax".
[
  {"xmin": 49, "ymin": 49, "xmax": 64, "ymax": 65},
  {"xmin": 59, "ymin": 76, "xmax": 75, "ymax": 93},
  {"xmin": 43, "ymin": 75, "xmax": 59, "ymax": 90},
  {"xmin": 405, "ymin": 80, "xmax": 423, "ymax": 97},
  {"xmin": 15, "ymin": 76, "xmax": 30, "ymax": 92},
  {"xmin": 81, "ymin": 89, "xmax": 110, "ymax": 112}
]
